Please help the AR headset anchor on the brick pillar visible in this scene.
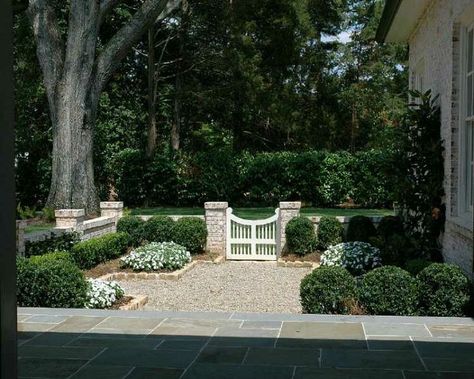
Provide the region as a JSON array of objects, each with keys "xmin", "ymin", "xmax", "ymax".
[
  {"xmin": 278, "ymin": 201, "xmax": 301, "ymax": 253},
  {"xmin": 55, "ymin": 209, "xmax": 85, "ymax": 232},
  {"xmin": 100, "ymin": 201, "xmax": 124, "ymax": 225},
  {"xmin": 16, "ymin": 220, "xmax": 26, "ymax": 256},
  {"xmin": 204, "ymin": 202, "xmax": 228, "ymax": 256}
]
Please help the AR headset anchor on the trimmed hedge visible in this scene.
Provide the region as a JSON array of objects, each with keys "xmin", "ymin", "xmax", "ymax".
[
  {"xmin": 317, "ymin": 216, "xmax": 344, "ymax": 250},
  {"xmin": 25, "ymin": 231, "xmax": 80, "ymax": 257},
  {"xmin": 285, "ymin": 216, "xmax": 317, "ymax": 256},
  {"xmin": 346, "ymin": 215, "xmax": 377, "ymax": 243},
  {"xmin": 17, "ymin": 253, "xmax": 88, "ymax": 308},
  {"xmin": 300, "ymin": 266, "xmax": 357, "ymax": 314},
  {"xmin": 358, "ymin": 266, "xmax": 419, "ymax": 316},
  {"xmin": 173, "ymin": 217, "xmax": 207, "ymax": 254},
  {"xmin": 142, "ymin": 216, "xmax": 175, "ymax": 243},
  {"xmin": 109, "ymin": 149, "xmax": 396, "ymax": 207},
  {"xmin": 417, "ymin": 263, "xmax": 471, "ymax": 317},
  {"xmin": 117, "ymin": 215, "xmax": 145, "ymax": 247},
  {"xmin": 70, "ymin": 232, "xmax": 129, "ymax": 269}
]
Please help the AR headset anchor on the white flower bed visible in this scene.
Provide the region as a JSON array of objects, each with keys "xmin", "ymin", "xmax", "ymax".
[
  {"xmin": 321, "ymin": 242, "xmax": 382, "ymax": 276},
  {"xmin": 85, "ymin": 279, "xmax": 125, "ymax": 309},
  {"xmin": 120, "ymin": 241, "xmax": 191, "ymax": 272}
]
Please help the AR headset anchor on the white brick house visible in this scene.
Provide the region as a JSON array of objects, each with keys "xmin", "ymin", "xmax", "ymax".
[{"xmin": 377, "ymin": 0, "xmax": 473, "ymax": 278}]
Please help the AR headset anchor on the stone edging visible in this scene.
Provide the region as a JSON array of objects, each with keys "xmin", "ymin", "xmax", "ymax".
[
  {"xmin": 98, "ymin": 256, "xmax": 225, "ymax": 282},
  {"xmin": 119, "ymin": 295, "xmax": 148, "ymax": 311},
  {"xmin": 277, "ymin": 258, "xmax": 319, "ymax": 269}
]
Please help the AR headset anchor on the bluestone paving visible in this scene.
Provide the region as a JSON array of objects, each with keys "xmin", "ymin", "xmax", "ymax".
[{"xmin": 17, "ymin": 308, "xmax": 474, "ymax": 379}]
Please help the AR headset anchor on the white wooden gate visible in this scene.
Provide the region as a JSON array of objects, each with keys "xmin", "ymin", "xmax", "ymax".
[{"xmin": 226, "ymin": 208, "xmax": 280, "ymax": 261}]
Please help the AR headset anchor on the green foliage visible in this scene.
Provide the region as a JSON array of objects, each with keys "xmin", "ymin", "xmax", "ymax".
[
  {"xmin": 359, "ymin": 266, "xmax": 419, "ymax": 316},
  {"xmin": 116, "ymin": 215, "xmax": 145, "ymax": 247},
  {"xmin": 404, "ymin": 259, "xmax": 432, "ymax": 276},
  {"xmin": 377, "ymin": 216, "xmax": 404, "ymax": 241},
  {"xmin": 417, "ymin": 263, "xmax": 471, "ymax": 317},
  {"xmin": 173, "ymin": 217, "xmax": 208, "ymax": 255},
  {"xmin": 41, "ymin": 207, "xmax": 56, "ymax": 222},
  {"xmin": 70, "ymin": 232, "xmax": 129, "ymax": 269},
  {"xmin": 346, "ymin": 215, "xmax": 377, "ymax": 243},
  {"xmin": 285, "ymin": 216, "xmax": 317, "ymax": 256},
  {"xmin": 16, "ymin": 203, "xmax": 36, "ymax": 220},
  {"xmin": 142, "ymin": 216, "xmax": 176, "ymax": 243},
  {"xmin": 317, "ymin": 216, "xmax": 344, "ymax": 250},
  {"xmin": 25, "ymin": 232, "xmax": 81, "ymax": 258},
  {"xmin": 17, "ymin": 253, "xmax": 88, "ymax": 308},
  {"xmin": 394, "ymin": 91, "xmax": 444, "ymax": 252},
  {"xmin": 300, "ymin": 266, "xmax": 357, "ymax": 314}
]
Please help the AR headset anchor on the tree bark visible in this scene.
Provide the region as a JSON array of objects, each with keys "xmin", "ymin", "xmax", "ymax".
[
  {"xmin": 28, "ymin": 0, "xmax": 181, "ymax": 213},
  {"xmin": 146, "ymin": 27, "xmax": 158, "ymax": 157}
]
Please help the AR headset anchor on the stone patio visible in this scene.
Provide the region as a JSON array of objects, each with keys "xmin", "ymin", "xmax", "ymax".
[{"xmin": 18, "ymin": 308, "xmax": 474, "ymax": 379}]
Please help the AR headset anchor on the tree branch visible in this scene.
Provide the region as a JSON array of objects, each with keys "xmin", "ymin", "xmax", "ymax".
[
  {"xmin": 27, "ymin": 0, "xmax": 64, "ymax": 119},
  {"xmin": 99, "ymin": 0, "xmax": 120, "ymax": 25},
  {"xmin": 94, "ymin": 0, "xmax": 181, "ymax": 94}
]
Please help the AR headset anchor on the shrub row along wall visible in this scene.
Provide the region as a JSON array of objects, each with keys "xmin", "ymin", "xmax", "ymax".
[
  {"xmin": 16, "ymin": 202, "xmax": 123, "ymax": 256},
  {"xmin": 109, "ymin": 149, "xmax": 396, "ymax": 208}
]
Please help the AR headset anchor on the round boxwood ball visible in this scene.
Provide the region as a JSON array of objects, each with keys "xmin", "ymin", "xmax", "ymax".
[
  {"xmin": 359, "ymin": 266, "xmax": 419, "ymax": 315},
  {"xmin": 317, "ymin": 216, "xmax": 344, "ymax": 250},
  {"xmin": 173, "ymin": 217, "xmax": 208, "ymax": 255},
  {"xmin": 300, "ymin": 266, "xmax": 357, "ymax": 314},
  {"xmin": 285, "ymin": 216, "xmax": 317, "ymax": 256},
  {"xmin": 346, "ymin": 215, "xmax": 377, "ymax": 243},
  {"xmin": 142, "ymin": 216, "xmax": 175, "ymax": 243},
  {"xmin": 417, "ymin": 263, "xmax": 471, "ymax": 317},
  {"xmin": 117, "ymin": 215, "xmax": 145, "ymax": 247}
]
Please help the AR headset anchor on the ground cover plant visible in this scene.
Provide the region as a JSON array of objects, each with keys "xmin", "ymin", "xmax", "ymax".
[
  {"xmin": 85, "ymin": 279, "xmax": 125, "ymax": 309},
  {"xmin": 120, "ymin": 242, "xmax": 191, "ymax": 272}
]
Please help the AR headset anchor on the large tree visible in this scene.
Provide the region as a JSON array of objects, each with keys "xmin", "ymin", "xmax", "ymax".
[{"xmin": 27, "ymin": 0, "xmax": 180, "ymax": 212}]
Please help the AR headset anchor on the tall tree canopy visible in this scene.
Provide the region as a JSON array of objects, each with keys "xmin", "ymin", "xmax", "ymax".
[{"xmin": 14, "ymin": 0, "xmax": 408, "ymax": 211}]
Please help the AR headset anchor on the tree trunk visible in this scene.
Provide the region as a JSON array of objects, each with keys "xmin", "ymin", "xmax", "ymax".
[
  {"xmin": 146, "ymin": 27, "xmax": 158, "ymax": 157},
  {"xmin": 28, "ymin": 0, "xmax": 181, "ymax": 213},
  {"xmin": 171, "ymin": 71, "xmax": 182, "ymax": 151}
]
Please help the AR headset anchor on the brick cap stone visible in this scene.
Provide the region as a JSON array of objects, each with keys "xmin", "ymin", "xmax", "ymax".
[
  {"xmin": 100, "ymin": 201, "xmax": 124, "ymax": 209},
  {"xmin": 204, "ymin": 202, "xmax": 228, "ymax": 209},
  {"xmin": 55, "ymin": 209, "xmax": 85, "ymax": 218},
  {"xmin": 279, "ymin": 201, "xmax": 302, "ymax": 210}
]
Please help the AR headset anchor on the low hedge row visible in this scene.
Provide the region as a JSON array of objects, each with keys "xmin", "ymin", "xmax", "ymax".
[
  {"xmin": 25, "ymin": 231, "xmax": 81, "ymax": 257},
  {"xmin": 117, "ymin": 215, "xmax": 207, "ymax": 254},
  {"xmin": 70, "ymin": 232, "xmax": 129, "ymax": 269},
  {"xmin": 301, "ymin": 263, "xmax": 472, "ymax": 317}
]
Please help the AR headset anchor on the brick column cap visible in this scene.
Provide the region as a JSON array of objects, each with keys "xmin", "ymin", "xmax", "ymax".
[
  {"xmin": 55, "ymin": 209, "xmax": 85, "ymax": 218},
  {"xmin": 204, "ymin": 202, "xmax": 228, "ymax": 210},
  {"xmin": 279, "ymin": 201, "xmax": 301, "ymax": 210},
  {"xmin": 100, "ymin": 201, "xmax": 124, "ymax": 209}
]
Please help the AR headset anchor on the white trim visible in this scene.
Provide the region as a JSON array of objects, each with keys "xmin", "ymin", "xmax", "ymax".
[{"xmin": 458, "ymin": 19, "xmax": 474, "ymax": 223}]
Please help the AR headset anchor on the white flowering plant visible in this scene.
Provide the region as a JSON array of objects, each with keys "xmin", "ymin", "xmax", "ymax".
[
  {"xmin": 321, "ymin": 242, "xmax": 382, "ymax": 276},
  {"xmin": 120, "ymin": 241, "xmax": 191, "ymax": 272},
  {"xmin": 85, "ymin": 279, "xmax": 125, "ymax": 309}
]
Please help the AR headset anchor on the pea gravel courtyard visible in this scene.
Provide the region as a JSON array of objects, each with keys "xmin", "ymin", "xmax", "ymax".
[{"xmin": 117, "ymin": 262, "xmax": 312, "ymax": 313}]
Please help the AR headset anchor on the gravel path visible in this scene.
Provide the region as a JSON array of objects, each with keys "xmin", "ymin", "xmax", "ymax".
[{"xmin": 117, "ymin": 261, "xmax": 311, "ymax": 314}]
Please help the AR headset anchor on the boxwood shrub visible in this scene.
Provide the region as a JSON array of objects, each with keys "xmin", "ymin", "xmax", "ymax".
[
  {"xmin": 358, "ymin": 266, "xmax": 419, "ymax": 315},
  {"xmin": 285, "ymin": 216, "xmax": 317, "ymax": 255},
  {"xmin": 173, "ymin": 217, "xmax": 207, "ymax": 254},
  {"xmin": 417, "ymin": 263, "xmax": 471, "ymax": 317},
  {"xmin": 300, "ymin": 266, "xmax": 357, "ymax": 314},
  {"xmin": 317, "ymin": 216, "xmax": 344, "ymax": 250},
  {"xmin": 346, "ymin": 215, "xmax": 377, "ymax": 243},
  {"xmin": 142, "ymin": 216, "xmax": 175, "ymax": 243},
  {"xmin": 70, "ymin": 232, "xmax": 129, "ymax": 269},
  {"xmin": 25, "ymin": 231, "xmax": 80, "ymax": 257},
  {"xmin": 17, "ymin": 253, "xmax": 88, "ymax": 308},
  {"xmin": 377, "ymin": 215, "xmax": 404, "ymax": 240},
  {"xmin": 117, "ymin": 215, "xmax": 145, "ymax": 247}
]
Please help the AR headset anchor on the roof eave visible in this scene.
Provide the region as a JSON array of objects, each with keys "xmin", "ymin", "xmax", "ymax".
[{"xmin": 375, "ymin": 0, "xmax": 402, "ymax": 43}]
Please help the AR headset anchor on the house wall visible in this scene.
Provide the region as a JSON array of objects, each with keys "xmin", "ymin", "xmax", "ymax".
[{"xmin": 408, "ymin": 0, "xmax": 474, "ymax": 278}]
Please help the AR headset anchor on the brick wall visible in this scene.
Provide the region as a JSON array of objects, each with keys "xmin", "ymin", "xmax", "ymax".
[{"xmin": 408, "ymin": 0, "xmax": 474, "ymax": 277}]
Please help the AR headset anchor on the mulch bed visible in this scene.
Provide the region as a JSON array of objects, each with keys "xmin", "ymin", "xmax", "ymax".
[
  {"xmin": 280, "ymin": 252, "xmax": 321, "ymax": 263},
  {"xmin": 108, "ymin": 295, "xmax": 134, "ymax": 310},
  {"xmin": 84, "ymin": 251, "xmax": 215, "ymax": 279}
]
